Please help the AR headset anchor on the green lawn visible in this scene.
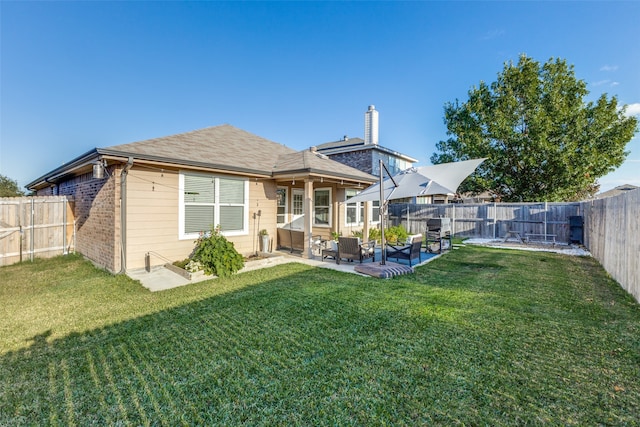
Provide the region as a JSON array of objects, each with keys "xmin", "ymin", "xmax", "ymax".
[{"xmin": 1, "ymin": 247, "xmax": 639, "ymax": 425}]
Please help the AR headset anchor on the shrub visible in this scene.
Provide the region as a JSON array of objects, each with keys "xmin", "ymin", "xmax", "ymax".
[
  {"xmin": 173, "ymin": 258, "xmax": 190, "ymax": 269},
  {"xmin": 384, "ymin": 224, "xmax": 408, "ymax": 243},
  {"xmin": 351, "ymin": 228, "xmax": 381, "ymax": 243},
  {"xmin": 192, "ymin": 226, "xmax": 244, "ymax": 277},
  {"xmin": 172, "ymin": 258, "xmax": 203, "ymax": 273}
]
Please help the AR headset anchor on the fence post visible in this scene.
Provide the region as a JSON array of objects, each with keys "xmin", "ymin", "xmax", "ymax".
[
  {"xmin": 544, "ymin": 201, "xmax": 548, "ymax": 238},
  {"xmin": 452, "ymin": 204, "xmax": 456, "ymax": 236},
  {"xmin": 63, "ymin": 199, "xmax": 67, "ymax": 255},
  {"xmin": 493, "ymin": 202, "xmax": 497, "ymax": 239},
  {"xmin": 30, "ymin": 198, "xmax": 34, "ymax": 262},
  {"xmin": 19, "ymin": 225, "xmax": 23, "ymax": 263}
]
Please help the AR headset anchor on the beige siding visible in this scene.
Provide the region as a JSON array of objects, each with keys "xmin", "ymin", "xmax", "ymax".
[
  {"xmin": 125, "ymin": 167, "xmax": 278, "ymax": 270},
  {"xmin": 247, "ymin": 179, "xmax": 279, "ymax": 252}
]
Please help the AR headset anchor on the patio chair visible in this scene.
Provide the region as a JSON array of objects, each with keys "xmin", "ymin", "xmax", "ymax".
[
  {"xmin": 386, "ymin": 235, "xmax": 423, "ymax": 266},
  {"xmin": 335, "ymin": 237, "xmax": 376, "ymax": 265}
]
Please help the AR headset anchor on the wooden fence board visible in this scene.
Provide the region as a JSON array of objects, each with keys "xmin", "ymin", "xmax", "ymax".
[
  {"xmin": 583, "ymin": 189, "xmax": 639, "ymax": 302},
  {"xmin": 0, "ymin": 196, "xmax": 75, "ymax": 266},
  {"xmin": 388, "ymin": 202, "xmax": 581, "ymax": 243}
]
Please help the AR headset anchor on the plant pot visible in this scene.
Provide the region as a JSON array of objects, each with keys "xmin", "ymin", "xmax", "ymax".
[{"xmin": 261, "ymin": 235, "xmax": 270, "ymax": 253}]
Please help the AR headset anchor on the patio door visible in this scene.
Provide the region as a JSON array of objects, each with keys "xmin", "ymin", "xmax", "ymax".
[{"xmin": 291, "ymin": 189, "xmax": 304, "ymax": 229}]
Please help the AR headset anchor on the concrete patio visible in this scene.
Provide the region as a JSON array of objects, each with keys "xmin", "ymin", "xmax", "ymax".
[{"xmin": 128, "ymin": 247, "xmax": 443, "ymax": 292}]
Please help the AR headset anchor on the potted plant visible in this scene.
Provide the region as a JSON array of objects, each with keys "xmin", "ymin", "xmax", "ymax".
[
  {"xmin": 330, "ymin": 231, "xmax": 341, "ymax": 251},
  {"xmin": 259, "ymin": 229, "xmax": 270, "ymax": 253}
]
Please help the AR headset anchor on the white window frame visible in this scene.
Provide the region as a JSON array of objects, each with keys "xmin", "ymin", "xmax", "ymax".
[
  {"xmin": 313, "ymin": 187, "xmax": 332, "ymax": 228},
  {"xmin": 370, "ymin": 200, "xmax": 381, "ymax": 224},
  {"xmin": 345, "ymin": 189, "xmax": 364, "ymax": 226},
  {"xmin": 179, "ymin": 171, "xmax": 249, "ymax": 240},
  {"xmin": 292, "ymin": 189, "xmax": 304, "ymax": 217},
  {"xmin": 276, "ymin": 187, "xmax": 288, "ymax": 227}
]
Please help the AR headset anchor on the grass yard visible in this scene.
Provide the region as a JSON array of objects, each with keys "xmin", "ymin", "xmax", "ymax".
[{"xmin": 1, "ymin": 247, "xmax": 639, "ymax": 425}]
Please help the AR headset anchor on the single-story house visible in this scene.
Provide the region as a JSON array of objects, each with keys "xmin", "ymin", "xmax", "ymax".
[{"xmin": 27, "ymin": 125, "xmax": 378, "ymax": 273}]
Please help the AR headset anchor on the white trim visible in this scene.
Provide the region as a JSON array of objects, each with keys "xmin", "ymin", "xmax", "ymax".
[
  {"xmin": 276, "ymin": 186, "xmax": 288, "ymax": 227},
  {"xmin": 178, "ymin": 171, "xmax": 249, "ymax": 240},
  {"xmin": 313, "ymin": 187, "xmax": 332, "ymax": 228},
  {"xmin": 345, "ymin": 188, "xmax": 364, "ymax": 226},
  {"xmin": 369, "ymin": 200, "xmax": 381, "ymax": 225}
]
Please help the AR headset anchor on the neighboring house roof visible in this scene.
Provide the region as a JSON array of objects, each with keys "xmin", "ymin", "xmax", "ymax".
[
  {"xmin": 594, "ymin": 184, "xmax": 639, "ymax": 199},
  {"xmin": 272, "ymin": 148, "xmax": 377, "ymax": 183},
  {"xmin": 315, "ymin": 137, "xmax": 418, "ymax": 163},
  {"xmin": 316, "ymin": 137, "xmax": 366, "ymax": 151},
  {"xmin": 27, "ymin": 125, "xmax": 376, "ymax": 190}
]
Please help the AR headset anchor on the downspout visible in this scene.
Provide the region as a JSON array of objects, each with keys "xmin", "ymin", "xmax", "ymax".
[{"xmin": 119, "ymin": 157, "xmax": 134, "ymax": 273}]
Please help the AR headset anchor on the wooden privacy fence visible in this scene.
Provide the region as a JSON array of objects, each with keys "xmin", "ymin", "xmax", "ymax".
[
  {"xmin": 582, "ymin": 189, "xmax": 639, "ymax": 303},
  {"xmin": 0, "ymin": 196, "xmax": 75, "ymax": 266},
  {"xmin": 388, "ymin": 202, "xmax": 582, "ymax": 243}
]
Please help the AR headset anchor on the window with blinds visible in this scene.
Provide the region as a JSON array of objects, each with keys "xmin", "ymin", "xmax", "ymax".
[{"xmin": 180, "ymin": 172, "xmax": 248, "ymax": 238}]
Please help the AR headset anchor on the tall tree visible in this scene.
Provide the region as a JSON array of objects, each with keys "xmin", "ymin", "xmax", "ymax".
[
  {"xmin": 431, "ymin": 55, "xmax": 638, "ymax": 201},
  {"xmin": 0, "ymin": 174, "xmax": 25, "ymax": 197}
]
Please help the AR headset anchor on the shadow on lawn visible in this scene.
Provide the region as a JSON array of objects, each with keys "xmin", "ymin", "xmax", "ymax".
[
  {"xmin": 1, "ymin": 254, "xmax": 639, "ymax": 426},
  {"xmin": 0, "ymin": 266, "xmax": 453, "ymax": 425},
  {"xmin": 26, "ymin": 329, "xmax": 52, "ymax": 349}
]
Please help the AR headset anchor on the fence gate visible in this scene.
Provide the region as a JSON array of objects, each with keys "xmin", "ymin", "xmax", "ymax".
[{"xmin": 0, "ymin": 196, "xmax": 75, "ymax": 266}]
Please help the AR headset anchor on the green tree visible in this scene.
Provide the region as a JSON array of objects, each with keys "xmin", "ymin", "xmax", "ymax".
[
  {"xmin": 431, "ymin": 55, "xmax": 638, "ymax": 201},
  {"xmin": 0, "ymin": 174, "xmax": 25, "ymax": 197}
]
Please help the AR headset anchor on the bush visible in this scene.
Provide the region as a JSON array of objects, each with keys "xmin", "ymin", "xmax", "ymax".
[
  {"xmin": 384, "ymin": 224, "xmax": 408, "ymax": 243},
  {"xmin": 192, "ymin": 226, "xmax": 244, "ymax": 277},
  {"xmin": 351, "ymin": 228, "xmax": 382, "ymax": 243}
]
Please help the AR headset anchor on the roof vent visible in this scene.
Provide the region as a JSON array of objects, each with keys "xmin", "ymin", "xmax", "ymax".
[{"xmin": 309, "ymin": 146, "xmax": 317, "ymax": 152}]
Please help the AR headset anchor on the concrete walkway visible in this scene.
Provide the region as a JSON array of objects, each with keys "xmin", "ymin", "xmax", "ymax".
[{"xmin": 127, "ymin": 250, "xmax": 441, "ymax": 292}]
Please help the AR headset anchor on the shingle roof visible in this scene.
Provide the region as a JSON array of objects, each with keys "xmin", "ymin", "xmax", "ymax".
[
  {"xmin": 315, "ymin": 136, "xmax": 418, "ymax": 163},
  {"xmin": 104, "ymin": 124, "xmax": 295, "ymax": 176},
  {"xmin": 594, "ymin": 184, "xmax": 639, "ymax": 199},
  {"xmin": 316, "ymin": 137, "xmax": 366, "ymax": 151},
  {"xmin": 273, "ymin": 149, "xmax": 377, "ymax": 183},
  {"xmin": 27, "ymin": 124, "xmax": 378, "ymax": 189}
]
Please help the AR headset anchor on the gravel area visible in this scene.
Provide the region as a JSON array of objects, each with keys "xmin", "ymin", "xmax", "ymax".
[{"xmin": 462, "ymin": 238, "xmax": 591, "ymax": 256}]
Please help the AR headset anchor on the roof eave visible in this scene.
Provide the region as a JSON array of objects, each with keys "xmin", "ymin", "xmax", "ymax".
[
  {"xmin": 26, "ymin": 148, "xmax": 101, "ymax": 190},
  {"xmin": 272, "ymin": 168, "xmax": 377, "ymax": 184},
  {"xmin": 97, "ymin": 149, "xmax": 274, "ymax": 177},
  {"xmin": 320, "ymin": 144, "xmax": 418, "ymax": 163}
]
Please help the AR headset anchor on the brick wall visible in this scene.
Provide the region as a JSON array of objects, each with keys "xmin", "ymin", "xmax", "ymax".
[
  {"xmin": 39, "ymin": 166, "xmax": 121, "ymax": 272},
  {"xmin": 327, "ymin": 151, "xmax": 373, "ymax": 175}
]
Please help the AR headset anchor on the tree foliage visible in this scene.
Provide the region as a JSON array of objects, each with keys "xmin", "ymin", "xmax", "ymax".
[
  {"xmin": 431, "ymin": 55, "xmax": 638, "ymax": 201},
  {"xmin": 0, "ymin": 174, "xmax": 25, "ymax": 197}
]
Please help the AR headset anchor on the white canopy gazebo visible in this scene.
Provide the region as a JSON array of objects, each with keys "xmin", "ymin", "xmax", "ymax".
[
  {"xmin": 349, "ymin": 158, "xmax": 485, "ymax": 267},
  {"xmin": 345, "ymin": 158, "xmax": 486, "ymax": 204}
]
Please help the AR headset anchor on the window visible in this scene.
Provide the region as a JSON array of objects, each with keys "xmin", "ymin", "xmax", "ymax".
[
  {"xmin": 371, "ymin": 200, "xmax": 380, "ymax": 223},
  {"xmin": 293, "ymin": 190, "xmax": 304, "ymax": 216},
  {"xmin": 276, "ymin": 187, "xmax": 287, "ymax": 226},
  {"xmin": 313, "ymin": 188, "xmax": 331, "ymax": 227},
  {"xmin": 180, "ymin": 172, "xmax": 248, "ymax": 238},
  {"xmin": 345, "ymin": 189, "xmax": 364, "ymax": 225}
]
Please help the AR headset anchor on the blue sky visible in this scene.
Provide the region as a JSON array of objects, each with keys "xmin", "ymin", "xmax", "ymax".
[{"xmin": 1, "ymin": 1, "xmax": 639, "ymax": 193}]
